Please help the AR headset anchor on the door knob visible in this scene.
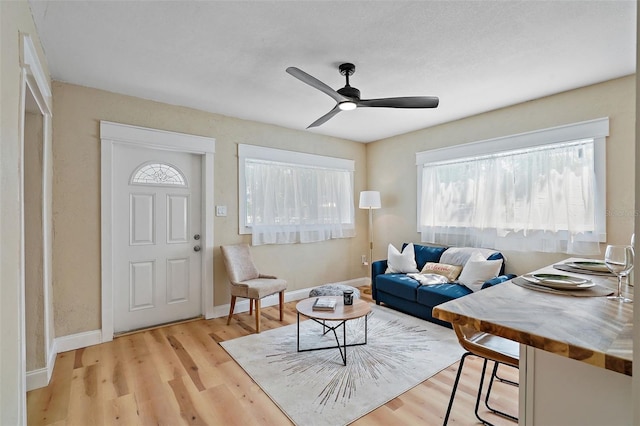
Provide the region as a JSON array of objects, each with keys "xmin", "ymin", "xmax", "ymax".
[
  {"xmin": 194, "ymin": 234, "xmax": 200, "ymax": 240},
  {"xmin": 193, "ymin": 245, "xmax": 201, "ymax": 252}
]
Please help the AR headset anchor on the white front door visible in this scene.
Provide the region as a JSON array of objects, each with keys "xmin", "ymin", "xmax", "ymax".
[{"xmin": 113, "ymin": 144, "xmax": 202, "ymax": 333}]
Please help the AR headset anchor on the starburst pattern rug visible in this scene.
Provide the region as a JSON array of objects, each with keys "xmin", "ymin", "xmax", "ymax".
[{"xmin": 220, "ymin": 304, "xmax": 464, "ymax": 426}]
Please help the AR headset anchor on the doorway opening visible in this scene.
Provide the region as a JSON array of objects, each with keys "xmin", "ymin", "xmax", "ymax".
[{"xmin": 20, "ymin": 33, "xmax": 53, "ymax": 397}]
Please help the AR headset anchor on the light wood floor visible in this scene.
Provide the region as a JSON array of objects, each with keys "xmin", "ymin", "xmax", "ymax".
[{"xmin": 27, "ymin": 288, "xmax": 518, "ymax": 425}]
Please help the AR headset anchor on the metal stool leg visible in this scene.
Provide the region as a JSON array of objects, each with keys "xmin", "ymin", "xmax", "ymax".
[
  {"xmin": 484, "ymin": 361, "xmax": 518, "ymax": 422},
  {"xmin": 474, "ymin": 358, "xmax": 495, "ymax": 426},
  {"xmin": 443, "ymin": 352, "xmax": 472, "ymax": 426},
  {"xmin": 444, "ymin": 353, "xmax": 518, "ymax": 426},
  {"xmin": 494, "ymin": 362, "xmax": 518, "ymax": 386}
]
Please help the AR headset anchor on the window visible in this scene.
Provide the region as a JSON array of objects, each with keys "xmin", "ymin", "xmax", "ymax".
[
  {"xmin": 416, "ymin": 118, "xmax": 608, "ymax": 254},
  {"xmin": 239, "ymin": 144, "xmax": 355, "ymax": 245},
  {"xmin": 131, "ymin": 162, "xmax": 186, "ymax": 186}
]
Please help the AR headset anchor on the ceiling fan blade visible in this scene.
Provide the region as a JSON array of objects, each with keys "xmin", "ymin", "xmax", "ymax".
[
  {"xmin": 357, "ymin": 96, "xmax": 439, "ymax": 109},
  {"xmin": 286, "ymin": 67, "xmax": 348, "ymax": 103},
  {"xmin": 307, "ymin": 105, "xmax": 342, "ymax": 129}
]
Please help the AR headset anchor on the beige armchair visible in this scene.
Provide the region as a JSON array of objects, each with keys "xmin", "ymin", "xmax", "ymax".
[{"xmin": 220, "ymin": 244, "xmax": 287, "ymax": 333}]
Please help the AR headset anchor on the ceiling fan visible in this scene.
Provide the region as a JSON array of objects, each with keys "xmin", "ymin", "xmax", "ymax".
[{"xmin": 286, "ymin": 63, "xmax": 439, "ymax": 129}]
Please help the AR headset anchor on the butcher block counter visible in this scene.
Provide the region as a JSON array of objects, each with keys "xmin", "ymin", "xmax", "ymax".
[{"xmin": 433, "ymin": 259, "xmax": 633, "ymax": 426}]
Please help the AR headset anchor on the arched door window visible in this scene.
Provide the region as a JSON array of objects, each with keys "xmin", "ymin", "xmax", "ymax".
[{"xmin": 130, "ymin": 162, "xmax": 187, "ymax": 187}]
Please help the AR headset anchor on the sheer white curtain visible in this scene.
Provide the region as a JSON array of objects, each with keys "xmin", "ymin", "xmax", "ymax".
[
  {"xmin": 246, "ymin": 159, "xmax": 355, "ymax": 245},
  {"xmin": 419, "ymin": 139, "xmax": 601, "ymax": 254}
]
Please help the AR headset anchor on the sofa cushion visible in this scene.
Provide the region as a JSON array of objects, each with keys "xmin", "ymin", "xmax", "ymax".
[
  {"xmin": 487, "ymin": 252, "xmax": 506, "ymax": 275},
  {"xmin": 376, "ymin": 273, "xmax": 421, "ymax": 301},
  {"xmin": 482, "ymin": 275, "xmax": 513, "ymax": 289},
  {"xmin": 420, "ymin": 262, "xmax": 463, "ymax": 282},
  {"xmin": 404, "ymin": 243, "xmax": 447, "ymax": 270},
  {"xmin": 386, "ymin": 243, "xmax": 419, "ymax": 273},
  {"xmin": 417, "ymin": 283, "xmax": 473, "ymax": 306}
]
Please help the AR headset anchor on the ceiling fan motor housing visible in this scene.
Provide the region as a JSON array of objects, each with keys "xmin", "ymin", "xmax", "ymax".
[{"xmin": 337, "ymin": 85, "xmax": 361, "ymax": 100}]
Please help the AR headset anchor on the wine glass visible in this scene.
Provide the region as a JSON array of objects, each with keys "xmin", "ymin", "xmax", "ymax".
[
  {"xmin": 627, "ymin": 234, "xmax": 635, "ymax": 287},
  {"xmin": 604, "ymin": 245, "xmax": 633, "ymax": 303}
]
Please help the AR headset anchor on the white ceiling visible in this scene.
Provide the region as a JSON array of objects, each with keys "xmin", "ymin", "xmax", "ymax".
[{"xmin": 29, "ymin": 1, "xmax": 636, "ymax": 143}]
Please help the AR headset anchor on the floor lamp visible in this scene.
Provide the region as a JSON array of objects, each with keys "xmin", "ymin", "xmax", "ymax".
[{"xmin": 359, "ymin": 191, "xmax": 381, "ymax": 293}]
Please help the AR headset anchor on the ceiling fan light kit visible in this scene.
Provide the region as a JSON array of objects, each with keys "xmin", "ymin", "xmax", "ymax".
[
  {"xmin": 286, "ymin": 62, "xmax": 439, "ymax": 128},
  {"xmin": 338, "ymin": 101, "xmax": 357, "ymax": 111}
]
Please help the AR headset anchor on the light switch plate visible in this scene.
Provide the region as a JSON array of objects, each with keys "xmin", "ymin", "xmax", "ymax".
[{"xmin": 216, "ymin": 205, "xmax": 227, "ymax": 217}]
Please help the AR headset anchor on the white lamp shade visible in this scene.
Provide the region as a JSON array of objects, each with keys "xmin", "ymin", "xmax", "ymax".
[{"xmin": 359, "ymin": 191, "xmax": 381, "ymax": 209}]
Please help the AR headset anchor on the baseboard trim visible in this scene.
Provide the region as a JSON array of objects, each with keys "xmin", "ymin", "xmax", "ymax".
[
  {"xmin": 208, "ymin": 277, "xmax": 370, "ymax": 319},
  {"xmin": 26, "ymin": 367, "xmax": 49, "ymax": 391},
  {"xmin": 27, "ymin": 328, "xmax": 103, "ymax": 391},
  {"xmin": 55, "ymin": 329, "xmax": 103, "ymax": 353}
]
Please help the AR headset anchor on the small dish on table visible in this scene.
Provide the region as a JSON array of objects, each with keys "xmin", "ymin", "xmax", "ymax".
[
  {"xmin": 522, "ymin": 273, "xmax": 595, "ymax": 290},
  {"xmin": 564, "ymin": 260, "xmax": 609, "ymax": 273}
]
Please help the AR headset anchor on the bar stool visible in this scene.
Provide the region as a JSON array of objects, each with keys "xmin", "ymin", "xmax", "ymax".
[{"xmin": 443, "ymin": 324, "xmax": 519, "ymax": 426}]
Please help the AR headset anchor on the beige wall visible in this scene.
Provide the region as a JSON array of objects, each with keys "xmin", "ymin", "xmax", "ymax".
[
  {"xmin": 45, "ymin": 75, "xmax": 638, "ymax": 334},
  {"xmin": 0, "ymin": 0, "xmax": 52, "ymax": 423},
  {"xmin": 367, "ymin": 75, "xmax": 636, "ymax": 276},
  {"xmin": 52, "ymin": 76, "xmax": 634, "ymax": 338},
  {"xmin": 52, "ymin": 82, "xmax": 369, "ymax": 337}
]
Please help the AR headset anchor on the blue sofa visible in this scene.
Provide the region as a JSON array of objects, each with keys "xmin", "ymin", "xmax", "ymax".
[{"xmin": 372, "ymin": 243, "xmax": 516, "ymax": 328}]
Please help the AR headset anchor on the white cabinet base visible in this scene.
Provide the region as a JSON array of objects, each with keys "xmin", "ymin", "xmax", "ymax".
[{"xmin": 520, "ymin": 346, "xmax": 632, "ymax": 426}]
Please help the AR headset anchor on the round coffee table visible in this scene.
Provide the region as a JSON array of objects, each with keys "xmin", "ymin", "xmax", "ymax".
[{"xmin": 296, "ymin": 296, "xmax": 371, "ymax": 365}]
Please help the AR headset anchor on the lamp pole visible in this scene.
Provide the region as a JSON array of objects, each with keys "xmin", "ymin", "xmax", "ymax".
[
  {"xmin": 359, "ymin": 191, "xmax": 381, "ymax": 293},
  {"xmin": 368, "ymin": 206, "xmax": 374, "ymax": 282}
]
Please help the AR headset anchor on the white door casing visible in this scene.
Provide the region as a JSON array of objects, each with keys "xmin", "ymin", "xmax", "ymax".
[
  {"xmin": 101, "ymin": 121, "xmax": 215, "ymax": 341},
  {"xmin": 18, "ymin": 33, "xmax": 53, "ymax": 409},
  {"xmin": 113, "ymin": 147, "xmax": 202, "ymax": 332}
]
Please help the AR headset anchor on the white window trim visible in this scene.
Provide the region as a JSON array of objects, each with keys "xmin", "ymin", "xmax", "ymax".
[
  {"xmin": 238, "ymin": 144, "xmax": 355, "ymax": 235},
  {"xmin": 415, "ymin": 117, "xmax": 608, "ymax": 241}
]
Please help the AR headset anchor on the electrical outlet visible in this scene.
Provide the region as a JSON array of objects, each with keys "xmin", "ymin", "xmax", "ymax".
[{"xmin": 361, "ymin": 255, "xmax": 368, "ymax": 265}]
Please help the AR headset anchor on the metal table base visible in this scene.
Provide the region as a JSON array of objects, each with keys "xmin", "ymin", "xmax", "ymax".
[{"xmin": 296, "ymin": 312, "xmax": 368, "ymax": 365}]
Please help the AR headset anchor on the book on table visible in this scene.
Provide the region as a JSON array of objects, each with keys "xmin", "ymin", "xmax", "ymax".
[{"xmin": 312, "ymin": 297, "xmax": 337, "ymax": 311}]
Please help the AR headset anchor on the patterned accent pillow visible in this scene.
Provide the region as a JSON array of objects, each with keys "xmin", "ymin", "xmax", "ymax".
[{"xmin": 420, "ymin": 262, "xmax": 463, "ymax": 282}]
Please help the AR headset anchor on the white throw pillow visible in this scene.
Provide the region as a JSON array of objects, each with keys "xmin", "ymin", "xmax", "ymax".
[
  {"xmin": 457, "ymin": 251, "xmax": 503, "ymax": 292},
  {"xmin": 385, "ymin": 243, "xmax": 419, "ymax": 274}
]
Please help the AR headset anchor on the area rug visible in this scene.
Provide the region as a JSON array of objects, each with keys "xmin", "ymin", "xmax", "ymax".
[{"xmin": 220, "ymin": 304, "xmax": 464, "ymax": 426}]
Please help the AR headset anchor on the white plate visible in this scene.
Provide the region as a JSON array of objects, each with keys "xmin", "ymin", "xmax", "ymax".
[
  {"xmin": 565, "ymin": 261, "xmax": 610, "ymax": 273},
  {"xmin": 522, "ymin": 274, "xmax": 595, "ymax": 290}
]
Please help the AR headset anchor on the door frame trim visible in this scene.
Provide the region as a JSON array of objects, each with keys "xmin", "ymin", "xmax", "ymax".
[
  {"xmin": 17, "ymin": 32, "xmax": 53, "ymax": 417},
  {"xmin": 100, "ymin": 121, "xmax": 215, "ymax": 341}
]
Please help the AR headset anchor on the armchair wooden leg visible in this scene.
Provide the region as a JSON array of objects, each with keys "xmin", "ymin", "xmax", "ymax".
[
  {"xmin": 249, "ymin": 299, "xmax": 253, "ymax": 316},
  {"xmin": 255, "ymin": 299, "xmax": 261, "ymax": 333},
  {"xmin": 279, "ymin": 291, "xmax": 284, "ymax": 321},
  {"xmin": 227, "ymin": 296, "xmax": 236, "ymax": 325}
]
